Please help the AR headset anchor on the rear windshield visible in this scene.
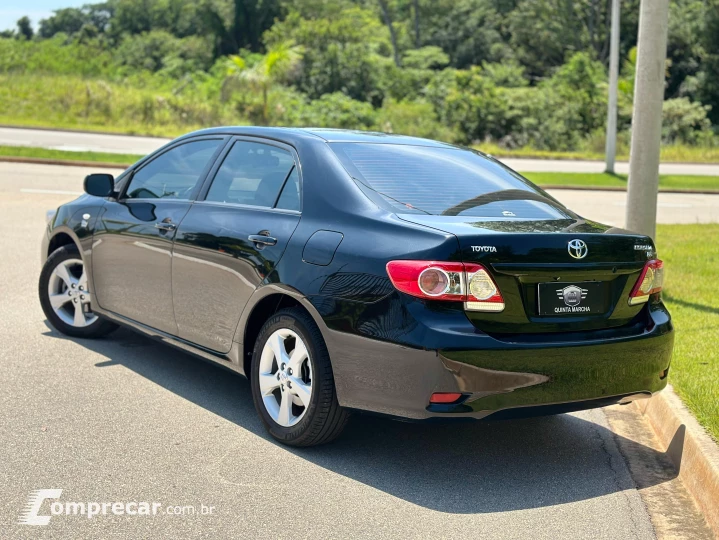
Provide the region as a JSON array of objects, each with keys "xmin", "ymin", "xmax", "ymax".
[{"xmin": 329, "ymin": 142, "xmax": 573, "ymax": 219}]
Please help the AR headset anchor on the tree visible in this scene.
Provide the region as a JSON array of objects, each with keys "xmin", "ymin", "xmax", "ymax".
[
  {"xmin": 264, "ymin": 7, "xmax": 390, "ymax": 103},
  {"xmin": 420, "ymin": 0, "xmax": 505, "ymax": 69},
  {"xmin": 378, "ymin": 0, "xmax": 401, "ymax": 67},
  {"xmin": 225, "ymin": 41, "xmax": 304, "ymax": 125},
  {"xmin": 696, "ymin": 0, "xmax": 719, "ymax": 124},
  {"xmin": 412, "ymin": 0, "xmax": 421, "ymax": 47},
  {"xmin": 17, "ymin": 17, "xmax": 34, "ymax": 40},
  {"xmin": 39, "ymin": 8, "xmax": 87, "ymax": 38}
]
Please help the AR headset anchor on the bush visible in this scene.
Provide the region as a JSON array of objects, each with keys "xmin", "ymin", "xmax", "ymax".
[
  {"xmin": 115, "ymin": 31, "xmax": 214, "ymax": 77},
  {"xmin": 425, "ymin": 66, "xmax": 507, "ymax": 144},
  {"xmin": 288, "ymin": 92, "xmax": 377, "ymax": 129},
  {"xmin": 662, "ymin": 97, "xmax": 714, "ymax": 145},
  {"xmin": 0, "ymin": 35, "xmax": 113, "ymax": 76},
  {"xmin": 375, "ymin": 99, "xmax": 458, "ymax": 142}
]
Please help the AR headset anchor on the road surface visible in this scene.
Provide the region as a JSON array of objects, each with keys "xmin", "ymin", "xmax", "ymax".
[
  {"xmin": 1, "ymin": 126, "xmax": 718, "ymax": 175},
  {"xmin": 0, "ymin": 162, "xmax": 712, "ymax": 539}
]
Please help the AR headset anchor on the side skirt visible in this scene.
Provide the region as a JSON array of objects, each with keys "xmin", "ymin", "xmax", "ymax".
[{"xmin": 92, "ymin": 306, "xmax": 246, "ymax": 376}]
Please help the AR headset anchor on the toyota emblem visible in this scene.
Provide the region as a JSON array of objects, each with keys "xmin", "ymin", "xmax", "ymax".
[{"xmin": 568, "ymin": 239, "xmax": 588, "ymax": 259}]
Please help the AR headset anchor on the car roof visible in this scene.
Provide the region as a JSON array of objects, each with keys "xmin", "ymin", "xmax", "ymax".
[{"xmin": 179, "ymin": 126, "xmax": 457, "ymax": 148}]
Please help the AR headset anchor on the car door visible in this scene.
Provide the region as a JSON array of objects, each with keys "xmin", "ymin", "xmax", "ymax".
[
  {"xmin": 92, "ymin": 137, "xmax": 226, "ymax": 334},
  {"xmin": 171, "ymin": 137, "xmax": 302, "ymax": 352}
]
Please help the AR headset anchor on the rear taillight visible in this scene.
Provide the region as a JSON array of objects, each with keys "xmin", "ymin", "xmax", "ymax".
[
  {"xmin": 386, "ymin": 260, "xmax": 505, "ymax": 312},
  {"xmin": 429, "ymin": 392, "xmax": 463, "ymax": 404},
  {"xmin": 629, "ymin": 259, "xmax": 664, "ymax": 305}
]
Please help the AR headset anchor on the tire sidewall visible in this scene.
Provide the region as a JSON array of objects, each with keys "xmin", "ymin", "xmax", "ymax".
[
  {"xmin": 39, "ymin": 246, "xmax": 109, "ymax": 338},
  {"xmin": 250, "ymin": 311, "xmax": 327, "ymax": 444}
]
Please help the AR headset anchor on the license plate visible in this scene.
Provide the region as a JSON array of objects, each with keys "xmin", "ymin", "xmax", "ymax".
[{"xmin": 537, "ymin": 281, "xmax": 607, "ymax": 316}]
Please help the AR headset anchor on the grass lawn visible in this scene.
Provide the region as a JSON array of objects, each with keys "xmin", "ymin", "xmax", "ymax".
[
  {"xmin": 0, "ymin": 145, "xmax": 140, "ymax": 166},
  {"xmin": 657, "ymin": 224, "xmax": 719, "ymax": 441},
  {"xmin": 524, "ymin": 171, "xmax": 719, "ymax": 192},
  {"xmin": 476, "ymin": 141, "xmax": 719, "ymax": 164}
]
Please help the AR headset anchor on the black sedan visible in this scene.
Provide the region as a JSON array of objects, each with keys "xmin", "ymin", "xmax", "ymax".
[{"xmin": 39, "ymin": 128, "xmax": 674, "ymax": 446}]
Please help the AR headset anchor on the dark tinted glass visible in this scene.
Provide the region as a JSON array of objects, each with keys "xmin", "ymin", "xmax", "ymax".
[
  {"xmin": 206, "ymin": 141, "xmax": 294, "ymax": 207},
  {"xmin": 275, "ymin": 167, "xmax": 300, "ymax": 211},
  {"xmin": 125, "ymin": 139, "xmax": 221, "ymax": 200},
  {"xmin": 329, "ymin": 143, "xmax": 571, "ymax": 218}
]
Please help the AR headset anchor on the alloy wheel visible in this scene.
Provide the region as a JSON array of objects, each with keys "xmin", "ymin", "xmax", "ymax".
[
  {"xmin": 258, "ymin": 328, "xmax": 313, "ymax": 427},
  {"xmin": 47, "ymin": 258, "xmax": 98, "ymax": 328}
]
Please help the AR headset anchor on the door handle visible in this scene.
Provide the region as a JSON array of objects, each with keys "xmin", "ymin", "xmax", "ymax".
[
  {"xmin": 155, "ymin": 219, "xmax": 177, "ymax": 231},
  {"xmin": 248, "ymin": 234, "xmax": 277, "ymax": 246}
]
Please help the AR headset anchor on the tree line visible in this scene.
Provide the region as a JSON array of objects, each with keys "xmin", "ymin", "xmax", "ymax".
[{"xmin": 2, "ymin": 0, "xmax": 718, "ymax": 151}]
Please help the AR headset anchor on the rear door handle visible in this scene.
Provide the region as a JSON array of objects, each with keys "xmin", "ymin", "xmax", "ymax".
[
  {"xmin": 248, "ymin": 234, "xmax": 277, "ymax": 246},
  {"xmin": 155, "ymin": 219, "xmax": 177, "ymax": 231}
]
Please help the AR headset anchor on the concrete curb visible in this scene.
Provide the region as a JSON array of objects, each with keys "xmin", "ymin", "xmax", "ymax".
[{"xmin": 632, "ymin": 385, "xmax": 719, "ymax": 535}]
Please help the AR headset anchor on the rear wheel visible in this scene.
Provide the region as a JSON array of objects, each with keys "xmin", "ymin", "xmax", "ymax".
[
  {"xmin": 39, "ymin": 245, "xmax": 117, "ymax": 338},
  {"xmin": 250, "ymin": 308, "xmax": 349, "ymax": 446}
]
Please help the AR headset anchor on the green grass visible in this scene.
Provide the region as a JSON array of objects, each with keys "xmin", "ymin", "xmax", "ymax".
[
  {"xmin": 657, "ymin": 224, "xmax": 719, "ymax": 441},
  {"xmin": 477, "ymin": 141, "xmax": 719, "ymax": 164},
  {"xmin": 524, "ymin": 172, "xmax": 719, "ymax": 192},
  {"xmin": 1, "ymin": 72, "xmax": 718, "ymax": 164},
  {"xmin": 0, "ymin": 145, "xmax": 140, "ymax": 166},
  {"xmin": 0, "ymin": 74, "xmax": 245, "ymax": 138}
]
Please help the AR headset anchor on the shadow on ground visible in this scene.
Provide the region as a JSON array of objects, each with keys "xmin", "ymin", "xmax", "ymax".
[{"xmin": 44, "ymin": 326, "xmax": 679, "ymax": 514}]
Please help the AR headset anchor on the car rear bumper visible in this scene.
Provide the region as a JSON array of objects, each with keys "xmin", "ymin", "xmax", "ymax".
[{"xmin": 324, "ymin": 299, "xmax": 673, "ymax": 420}]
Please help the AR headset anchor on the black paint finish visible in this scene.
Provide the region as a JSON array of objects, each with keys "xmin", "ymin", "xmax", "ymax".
[
  {"xmin": 303, "ymin": 230, "xmax": 344, "ymax": 266},
  {"xmin": 41, "ymin": 127, "xmax": 674, "ymax": 421}
]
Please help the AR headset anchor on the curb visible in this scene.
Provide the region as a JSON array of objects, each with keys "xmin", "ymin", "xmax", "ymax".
[
  {"xmin": 632, "ymin": 385, "xmax": 719, "ymax": 535},
  {"xmin": 0, "ymin": 156, "xmax": 129, "ymax": 169}
]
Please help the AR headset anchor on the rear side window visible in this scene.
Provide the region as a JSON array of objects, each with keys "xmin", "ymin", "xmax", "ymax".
[
  {"xmin": 206, "ymin": 141, "xmax": 295, "ymax": 207},
  {"xmin": 275, "ymin": 167, "xmax": 300, "ymax": 211},
  {"xmin": 125, "ymin": 139, "xmax": 222, "ymax": 200},
  {"xmin": 329, "ymin": 142, "xmax": 571, "ymax": 219}
]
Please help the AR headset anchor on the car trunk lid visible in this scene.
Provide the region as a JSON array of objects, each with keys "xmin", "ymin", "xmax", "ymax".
[{"xmin": 397, "ymin": 214, "xmax": 656, "ymax": 335}]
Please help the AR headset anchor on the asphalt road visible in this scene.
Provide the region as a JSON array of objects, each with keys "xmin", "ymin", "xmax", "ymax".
[
  {"xmin": 2, "ymin": 126, "xmax": 719, "ymax": 175},
  {"xmin": 0, "ymin": 162, "xmax": 712, "ymax": 539}
]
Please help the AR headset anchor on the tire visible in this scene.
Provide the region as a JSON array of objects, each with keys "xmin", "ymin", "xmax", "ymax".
[
  {"xmin": 39, "ymin": 245, "xmax": 118, "ymax": 339},
  {"xmin": 250, "ymin": 307, "xmax": 349, "ymax": 446}
]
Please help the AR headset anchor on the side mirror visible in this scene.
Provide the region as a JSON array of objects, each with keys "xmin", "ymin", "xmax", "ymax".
[{"xmin": 84, "ymin": 173, "xmax": 115, "ymax": 198}]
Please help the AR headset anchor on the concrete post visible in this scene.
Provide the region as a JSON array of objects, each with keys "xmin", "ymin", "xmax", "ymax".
[
  {"xmin": 605, "ymin": 0, "xmax": 620, "ymax": 174},
  {"xmin": 625, "ymin": 0, "xmax": 670, "ymax": 239}
]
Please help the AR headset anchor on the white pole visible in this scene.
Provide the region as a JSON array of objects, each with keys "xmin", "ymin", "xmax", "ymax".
[
  {"xmin": 625, "ymin": 0, "xmax": 670, "ymax": 239},
  {"xmin": 605, "ymin": 0, "xmax": 620, "ymax": 174}
]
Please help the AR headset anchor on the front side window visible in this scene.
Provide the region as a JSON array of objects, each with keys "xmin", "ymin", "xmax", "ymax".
[
  {"xmin": 329, "ymin": 142, "xmax": 573, "ymax": 219},
  {"xmin": 125, "ymin": 139, "xmax": 222, "ymax": 200},
  {"xmin": 205, "ymin": 141, "xmax": 296, "ymax": 208}
]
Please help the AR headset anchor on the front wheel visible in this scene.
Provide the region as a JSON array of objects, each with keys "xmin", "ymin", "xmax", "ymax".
[
  {"xmin": 39, "ymin": 245, "xmax": 118, "ymax": 338},
  {"xmin": 250, "ymin": 308, "xmax": 349, "ymax": 446}
]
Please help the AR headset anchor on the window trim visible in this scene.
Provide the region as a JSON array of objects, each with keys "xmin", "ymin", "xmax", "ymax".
[
  {"xmin": 196, "ymin": 136, "xmax": 303, "ymax": 213},
  {"xmin": 118, "ymin": 136, "xmax": 230, "ymax": 203},
  {"xmin": 192, "ymin": 200, "xmax": 301, "ymax": 216}
]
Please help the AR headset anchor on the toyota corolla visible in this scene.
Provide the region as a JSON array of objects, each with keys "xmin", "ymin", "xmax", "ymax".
[{"xmin": 39, "ymin": 128, "xmax": 674, "ymax": 446}]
